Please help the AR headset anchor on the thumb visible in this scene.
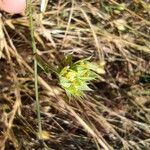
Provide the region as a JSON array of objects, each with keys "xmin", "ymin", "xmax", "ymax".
[{"xmin": 0, "ymin": 0, "xmax": 26, "ymax": 14}]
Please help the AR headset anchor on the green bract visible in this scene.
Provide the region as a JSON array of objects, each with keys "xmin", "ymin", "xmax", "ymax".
[{"xmin": 59, "ymin": 58, "xmax": 105, "ymax": 97}]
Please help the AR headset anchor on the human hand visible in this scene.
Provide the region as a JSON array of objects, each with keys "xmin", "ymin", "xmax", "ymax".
[{"xmin": 0, "ymin": 0, "xmax": 26, "ymax": 14}]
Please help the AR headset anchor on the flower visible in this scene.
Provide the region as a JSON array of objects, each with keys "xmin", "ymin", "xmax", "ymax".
[{"xmin": 59, "ymin": 58, "xmax": 105, "ymax": 97}]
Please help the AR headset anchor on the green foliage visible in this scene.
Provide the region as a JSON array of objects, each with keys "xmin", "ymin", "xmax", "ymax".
[
  {"xmin": 104, "ymin": 3, "xmax": 126, "ymax": 14},
  {"xmin": 36, "ymin": 54, "xmax": 105, "ymax": 97},
  {"xmin": 59, "ymin": 57, "xmax": 105, "ymax": 97}
]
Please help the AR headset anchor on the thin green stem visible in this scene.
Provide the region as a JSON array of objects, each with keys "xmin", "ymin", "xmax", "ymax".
[{"xmin": 28, "ymin": 0, "xmax": 42, "ymax": 138}]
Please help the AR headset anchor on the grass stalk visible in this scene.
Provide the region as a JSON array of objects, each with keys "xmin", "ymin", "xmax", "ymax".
[{"xmin": 28, "ymin": 0, "xmax": 42, "ymax": 139}]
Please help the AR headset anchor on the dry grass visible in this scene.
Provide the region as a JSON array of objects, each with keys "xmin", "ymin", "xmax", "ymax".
[{"xmin": 0, "ymin": 0, "xmax": 150, "ymax": 150}]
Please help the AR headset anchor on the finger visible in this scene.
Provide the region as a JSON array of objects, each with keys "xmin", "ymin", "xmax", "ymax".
[{"xmin": 0, "ymin": 0, "xmax": 26, "ymax": 14}]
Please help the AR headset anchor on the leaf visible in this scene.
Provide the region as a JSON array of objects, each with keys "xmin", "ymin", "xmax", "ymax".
[
  {"xmin": 59, "ymin": 77, "xmax": 71, "ymax": 88},
  {"xmin": 59, "ymin": 66, "xmax": 70, "ymax": 76},
  {"xmin": 79, "ymin": 83, "xmax": 93, "ymax": 91},
  {"xmin": 61, "ymin": 82, "xmax": 71, "ymax": 88},
  {"xmin": 36, "ymin": 54, "xmax": 57, "ymax": 75}
]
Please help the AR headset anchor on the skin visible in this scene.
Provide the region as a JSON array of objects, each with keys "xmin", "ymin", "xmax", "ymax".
[{"xmin": 0, "ymin": 0, "xmax": 26, "ymax": 14}]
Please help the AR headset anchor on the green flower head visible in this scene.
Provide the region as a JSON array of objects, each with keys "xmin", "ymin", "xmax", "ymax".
[{"xmin": 59, "ymin": 57, "xmax": 105, "ymax": 97}]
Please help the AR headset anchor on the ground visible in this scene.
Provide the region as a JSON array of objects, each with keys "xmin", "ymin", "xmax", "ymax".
[{"xmin": 0, "ymin": 0, "xmax": 150, "ymax": 150}]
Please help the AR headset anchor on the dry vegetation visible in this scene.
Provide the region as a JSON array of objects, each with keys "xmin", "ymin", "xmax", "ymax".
[{"xmin": 0, "ymin": 0, "xmax": 150, "ymax": 150}]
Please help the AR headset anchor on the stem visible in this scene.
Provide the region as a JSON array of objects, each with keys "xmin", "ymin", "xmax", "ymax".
[{"xmin": 28, "ymin": 0, "xmax": 42, "ymax": 138}]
